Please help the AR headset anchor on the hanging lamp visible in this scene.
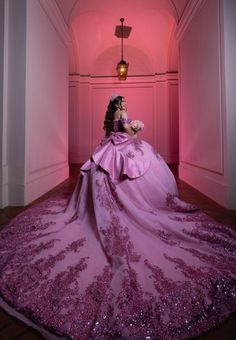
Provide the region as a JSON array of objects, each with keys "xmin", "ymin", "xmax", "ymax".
[{"xmin": 117, "ymin": 18, "xmax": 129, "ymax": 80}]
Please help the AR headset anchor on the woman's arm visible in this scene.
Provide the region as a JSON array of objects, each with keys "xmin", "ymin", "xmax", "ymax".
[
  {"xmin": 119, "ymin": 110, "xmax": 137, "ymax": 136},
  {"xmin": 123, "ymin": 123, "xmax": 137, "ymax": 136}
]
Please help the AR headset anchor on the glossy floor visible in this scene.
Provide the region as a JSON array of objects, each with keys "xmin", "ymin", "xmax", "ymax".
[{"xmin": 0, "ymin": 164, "xmax": 235, "ymax": 340}]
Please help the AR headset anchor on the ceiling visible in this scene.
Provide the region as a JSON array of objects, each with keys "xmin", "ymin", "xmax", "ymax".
[{"xmin": 55, "ymin": 0, "xmax": 190, "ymax": 76}]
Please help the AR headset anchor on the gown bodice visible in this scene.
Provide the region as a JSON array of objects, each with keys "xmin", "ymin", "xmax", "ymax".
[
  {"xmin": 80, "ymin": 117, "xmax": 151, "ymax": 180},
  {"xmin": 112, "ymin": 117, "xmax": 132, "ymax": 133}
]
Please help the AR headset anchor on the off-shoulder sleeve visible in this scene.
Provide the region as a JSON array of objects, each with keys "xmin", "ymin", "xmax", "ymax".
[{"xmin": 120, "ymin": 117, "xmax": 132, "ymax": 124}]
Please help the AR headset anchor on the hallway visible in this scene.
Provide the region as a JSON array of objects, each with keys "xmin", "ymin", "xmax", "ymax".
[
  {"xmin": 1, "ymin": 0, "xmax": 235, "ymax": 210},
  {"xmin": 0, "ymin": 0, "xmax": 236, "ymax": 337},
  {"xmin": 0, "ymin": 164, "xmax": 235, "ymax": 340}
]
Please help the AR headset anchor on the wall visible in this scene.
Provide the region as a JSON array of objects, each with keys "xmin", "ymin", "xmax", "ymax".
[
  {"xmin": 0, "ymin": 0, "xmax": 7, "ymax": 206},
  {"xmin": 223, "ymin": 0, "xmax": 236, "ymax": 208},
  {"xmin": 69, "ymin": 74, "xmax": 179, "ymax": 165},
  {"xmin": 6, "ymin": 0, "xmax": 27, "ymax": 205},
  {"xmin": 67, "ymin": 1, "xmax": 180, "ymax": 171},
  {"xmin": 0, "ymin": 0, "xmax": 70, "ymax": 206},
  {"xmin": 177, "ymin": 0, "xmax": 236, "ymax": 209},
  {"xmin": 68, "ymin": 1, "xmax": 178, "ymax": 77},
  {"xmin": 24, "ymin": 0, "xmax": 69, "ymax": 204}
]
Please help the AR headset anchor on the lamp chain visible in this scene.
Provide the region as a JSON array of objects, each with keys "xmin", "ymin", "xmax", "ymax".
[{"xmin": 120, "ymin": 18, "xmax": 124, "ymax": 61}]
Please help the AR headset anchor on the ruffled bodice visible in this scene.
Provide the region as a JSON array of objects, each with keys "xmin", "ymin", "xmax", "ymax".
[
  {"xmin": 80, "ymin": 118, "xmax": 152, "ymax": 180},
  {"xmin": 80, "ymin": 130, "xmax": 151, "ymax": 180},
  {"xmin": 112, "ymin": 117, "xmax": 132, "ymax": 133}
]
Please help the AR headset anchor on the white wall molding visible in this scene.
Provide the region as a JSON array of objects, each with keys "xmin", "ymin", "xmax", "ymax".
[
  {"xmin": 25, "ymin": 163, "xmax": 69, "ymax": 205},
  {"xmin": 6, "ymin": 162, "xmax": 68, "ymax": 206},
  {"xmin": 68, "ymin": 75, "xmax": 179, "ymax": 165},
  {"xmin": 175, "ymin": 0, "xmax": 207, "ymax": 42},
  {"xmin": 38, "ymin": 0, "xmax": 70, "ymax": 47},
  {"xmin": 29, "ymin": 160, "xmax": 68, "ymax": 176},
  {"xmin": 69, "ymin": 73, "xmax": 179, "ymax": 85},
  {"xmin": 178, "ymin": 161, "xmax": 230, "ymax": 208},
  {"xmin": 8, "ymin": 183, "xmax": 24, "ymax": 206},
  {"xmin": 0, "ymin": 0, "xmax": 9, "ymax": 208},
  {"xmin": 169, "ymin": 83, "xmax": 179, "ymax": 164},
  {"xmin": 180, "ymin": 159, "xmax": 223, "ymax": 176},
  {"xmin": 177, "ymin": 0, "xmax": 236, "ymax": 209},
  {"xmin": 0, "ymin": 165, "xmax": 8, "ymax": 207}
]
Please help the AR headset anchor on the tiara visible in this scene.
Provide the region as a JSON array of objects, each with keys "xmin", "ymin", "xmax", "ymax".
[{"xmin": 110, "ymin": 93, "xmax": 119, "ymax": 102}]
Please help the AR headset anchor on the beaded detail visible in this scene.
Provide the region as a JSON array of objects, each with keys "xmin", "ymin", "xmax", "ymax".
[{"xmin": 1, "ymin": 135, "xmax": 236, "ymax": 339}]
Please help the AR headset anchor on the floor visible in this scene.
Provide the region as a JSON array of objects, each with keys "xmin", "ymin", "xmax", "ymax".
[{"xmin": 0, "ymin": 164, "xmax": 236, "ymax": 340}]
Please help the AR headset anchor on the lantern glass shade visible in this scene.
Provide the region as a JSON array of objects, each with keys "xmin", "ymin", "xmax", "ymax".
[{"xmin": 117, "ymin": 60, "xmax": 129, "ymax": 80}]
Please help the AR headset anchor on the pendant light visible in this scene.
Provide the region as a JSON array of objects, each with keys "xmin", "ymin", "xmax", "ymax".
[{"xmin": 117, "ymin": 18, "xmax": 129, "ymax": 80}]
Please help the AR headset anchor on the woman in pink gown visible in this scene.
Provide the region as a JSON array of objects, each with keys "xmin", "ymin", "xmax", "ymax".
[{"xmin": 0, "ymin": 95, "xmax": 236, "ymax": 339}]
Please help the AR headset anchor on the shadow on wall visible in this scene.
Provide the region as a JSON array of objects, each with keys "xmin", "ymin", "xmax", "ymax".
[{"xmin": 92, "ymin": 45, "xmax": 155, "ymax": 77}]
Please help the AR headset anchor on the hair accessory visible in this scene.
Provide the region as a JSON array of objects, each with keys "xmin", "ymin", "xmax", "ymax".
[{"xmin": 110, "ymin": 93, "xmax": 119, "ymax": 102}]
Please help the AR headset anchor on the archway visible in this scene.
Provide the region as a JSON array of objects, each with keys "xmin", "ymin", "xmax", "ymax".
[{"xmin": 64, "ymin": 0, "xmax": 180, "ymax": 165}]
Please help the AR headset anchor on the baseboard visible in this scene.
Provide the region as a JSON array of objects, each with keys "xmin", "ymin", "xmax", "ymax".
[
  {"xmin": 0, "ymin": 183, "xmax": 8, "ymax": 208},
  {"xmin": 0, "ymin": 164, "xmax": 8, "ymax": 208},
  {"xmin": 24, "ymin": 163, "xmax": 69, "ymax": 205},
  {"xmin": 6, "ymin": 164, "xmax": 69, "ymax": 207},
  {"xmin": 179, "ymin": 162, "xmax": 229, "ymax": 208}
]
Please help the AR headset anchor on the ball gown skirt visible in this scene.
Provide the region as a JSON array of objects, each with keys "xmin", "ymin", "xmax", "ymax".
[{"xmin": 0, "ymin": 132, "xmax": 236, "ymax": 340}]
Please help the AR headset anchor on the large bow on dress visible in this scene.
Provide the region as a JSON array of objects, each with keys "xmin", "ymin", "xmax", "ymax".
[{"xmin": 81, "ymin": 132, "xmax": 150, "ymax": 180}]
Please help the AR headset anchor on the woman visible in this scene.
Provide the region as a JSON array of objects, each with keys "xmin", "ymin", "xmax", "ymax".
[{"xmin": 0, "ymin": 95, "xmax": 236, "ymax": 339}]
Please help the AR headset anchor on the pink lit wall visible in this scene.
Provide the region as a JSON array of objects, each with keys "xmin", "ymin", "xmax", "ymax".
[
  {"xmin": 69, "ymin": 75, "xmax": 179, "ymax": 165},
  {"xmin": 177, "ymin": 0, "xmax": 236, "ymax": 209},
  {"xmin": 68, "ymin": 0, "xmax": 180, "ymax": 166},
  {"xmin": 68, "ymin": 0, "xmax": 178, "ymax": 77}
]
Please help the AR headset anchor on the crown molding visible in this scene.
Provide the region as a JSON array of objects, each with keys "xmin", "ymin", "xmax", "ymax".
[
  {"xmin": 69, "ymin": 72, "xmax": 179, "ymax": 84},
  {"xmin": 175, "ymin": 0, "xmax": 207, "ymax": 42},
  {"xmin": 38, "ymin": 0, "xmax": 70, "ymax": 47}
]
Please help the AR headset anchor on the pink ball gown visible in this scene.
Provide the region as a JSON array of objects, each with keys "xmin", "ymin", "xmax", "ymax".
[{"xmin": 0, "ymin": 118, "xmax": 236, "ymax": 339}]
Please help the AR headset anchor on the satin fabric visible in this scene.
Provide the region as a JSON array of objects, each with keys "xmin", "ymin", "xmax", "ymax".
[{"xmin": 0, "ymin": 131, "xmax": 236, "ymax": 339}]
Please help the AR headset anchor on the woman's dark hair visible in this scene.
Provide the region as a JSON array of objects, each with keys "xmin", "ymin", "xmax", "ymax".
[{"xmin": 103, "ymin": 96, "xmax": 123, "ymax": 135}]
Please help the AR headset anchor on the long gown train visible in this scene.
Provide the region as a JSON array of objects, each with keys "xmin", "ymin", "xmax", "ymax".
[{"xmin": 0, "ymin": 132, "xmax": 236, "ymax": 339}]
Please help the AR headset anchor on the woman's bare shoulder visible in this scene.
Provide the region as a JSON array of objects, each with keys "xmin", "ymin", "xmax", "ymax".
[{"xmin": 115, "ymin": 110, "xmax": 128, "ymax": 120}]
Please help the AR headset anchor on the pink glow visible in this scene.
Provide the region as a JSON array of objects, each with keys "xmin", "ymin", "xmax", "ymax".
[
  {"xmin": 68, "ymin": 0, "xmax": 178, "ymax": 76},
  {"xmin": 67, "ymin": 0, "xmax": 180, "ymax": 169},
  {"xmin": 67, "ymin": 1, "xmax": 180, "ymax": 168},
  {"xmin": 4, "ymin": 0, "xmax": 236, "ymax": 210}
]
